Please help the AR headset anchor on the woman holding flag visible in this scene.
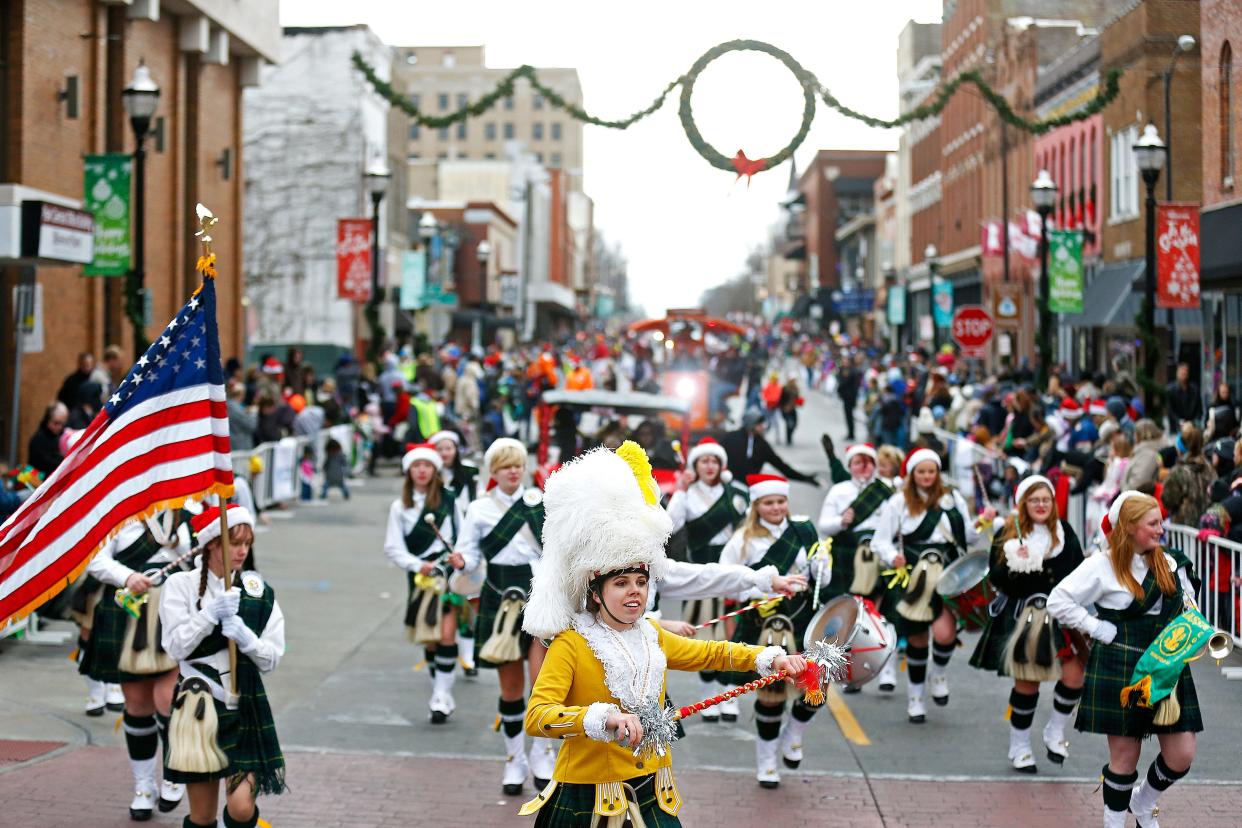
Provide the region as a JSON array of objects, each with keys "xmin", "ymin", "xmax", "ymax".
[{"xmin": 1048, "ymin": 491, "xmax": 1202, "ymax": 828}]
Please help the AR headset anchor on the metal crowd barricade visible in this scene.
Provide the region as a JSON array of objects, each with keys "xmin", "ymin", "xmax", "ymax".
[{"xmin": 228, "ymin": 424, "xmax": 360, "ymax": 511}]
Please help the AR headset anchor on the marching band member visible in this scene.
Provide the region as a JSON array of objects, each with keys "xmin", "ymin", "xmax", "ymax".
[
  {"xmin": 719, "ymin": 474, "xmax": 826, "ymax": 788},
  {"xmin": 1048, "ymin": 492, "xmax": 1201, "ymax": 828},
  {"xmin": 430, "ymin": 429, "xmax": 479, "ymax": 505},
  {"xmin": 81, "ymin": 509, "xmax": 193, "ymax": 820},
  {"xmin": 384, "ymin": 443, "xmax": 468, "ymax": 723},
  {"xmin": 458, "ymin": 438, "xmax": 553, "ymax": 795},
  {"xmin": 519, "ymin": 441, "xmax": 807, "ymax": 826},
  {"xmin": 665, "ymin": 436, "xmax": 750, "ymax": 720},
  {"xmin": 160, "ymin": 505, "xmax": 286, "ymax": 828},
  {"xmin": 968, "ymin": 475, "xmax": 1085, "ymax": 773},
  {"xmin": 872, "ymin": 449, "xmax": 995, "ymax": 724},
  {"xmin": 817, "ymin": 443, "xmax": 898, "ymax": 691}
]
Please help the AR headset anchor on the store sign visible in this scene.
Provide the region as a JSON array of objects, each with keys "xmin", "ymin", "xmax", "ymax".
[
  {"xmin": 991, "ymin": 282, "xmax": 1023, "ymax": 323},
  {"xmin": 832, "ymin": 289, "xmax": 875, "ymax": 315},
  {"xmin": 1156, "ymin": 202, "xmax": 1201, "ymax": 309},
  {"xmin": 336, "ymin": 218, "xmax": 372, "ymax": 301},
  {"xmin": 20, "ymin": 201, "xmax": 94, "ymax": 265},
  {"xmin": 886, "ymin": 284, "xmax": 906, "ymax": 325},
  {"xmin": 1048, "ymin": 230, "xmax": 1084, "ymax": 314},
  {"xmin": 400, "ymin": 249, "xmax": 426, "ymax": 310},
  {"xmin": 499, "ymin": 275, "xmax": 520, "ymax": 308},
  {"xmin": 83, "ymin": 154, "xmax": 131, "ymax": 275}
]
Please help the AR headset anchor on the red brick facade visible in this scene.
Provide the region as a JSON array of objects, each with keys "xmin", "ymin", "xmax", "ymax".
[{"xmin": 1201, "ymin": 0, "xmax": 1242, "ymax": 208}]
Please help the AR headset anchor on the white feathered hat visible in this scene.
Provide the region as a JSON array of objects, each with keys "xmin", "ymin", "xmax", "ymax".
[{"xmin": 522, "ymin": 441, "xmax": 673, "ymax": 640}]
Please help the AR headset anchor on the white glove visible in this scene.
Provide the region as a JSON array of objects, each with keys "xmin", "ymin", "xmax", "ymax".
[
  {"xmin": 221, "ymin": 615, "xmax": 261, "ymax": 654},
  {"xmin": 1092, "ymin": 619, "xmax": 1118, "ymax": 645},
  {"xmin": 201, "ymin": 588, "xmax": 240, "ymax": 624}
]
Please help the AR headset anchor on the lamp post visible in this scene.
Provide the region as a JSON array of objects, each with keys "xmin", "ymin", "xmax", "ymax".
[
  {"xmin": 1133, "ymin": 124, "xmax": 1167, "ymax": 414},
  {"xmin": 474, "ymin": 238, "xmax": 492, "ymax": 351},
  {"xmin": 364, "ymin": 164, "xmax": 391, "ymax": 365},
  {"xmin": 121, "ymin": 62, "xmax": 159, "ymax": 359},
  {"xmin": 1162, "ymin": 34, "xmax": 1196, "ymax": 202},
  {"xmin": 1031, "ymin": 169, "xmax": 1058, "ymax": 390},
  {"xmin": 925, "ymin": 243, "xmax": 940, "ymax": 351}
]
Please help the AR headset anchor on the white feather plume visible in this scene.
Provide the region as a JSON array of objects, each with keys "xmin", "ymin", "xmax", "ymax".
[{"xmin": 523, "ymin": 445, "xmax": 672, "ymax": 640}]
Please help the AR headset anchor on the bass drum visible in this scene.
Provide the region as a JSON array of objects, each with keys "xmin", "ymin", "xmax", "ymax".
[
  {"xmin": 935, "ymin": 551, "xmax": 993, "ymax": 632},
  {"xmin": 803, "ymin": 595, "xmax": 895, "ymax": 689},
  {"xmin": 448, "ymin": 563, "xmax": 485, "ymax": 599}
]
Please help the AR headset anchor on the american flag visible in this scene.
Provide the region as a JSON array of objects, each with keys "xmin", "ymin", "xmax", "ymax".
[{"xmin": 0, "ymin": 274, "xmax": 234, "ymax": 627}]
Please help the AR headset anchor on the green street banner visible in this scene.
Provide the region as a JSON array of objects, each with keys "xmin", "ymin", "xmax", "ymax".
[
  {"xmin": 1048, "ymin": 229, "xmax": 1084, "ymax": 314},
  {"xmin": 83, "ymin": 154, "xmax": 132, "ymax": 276}
]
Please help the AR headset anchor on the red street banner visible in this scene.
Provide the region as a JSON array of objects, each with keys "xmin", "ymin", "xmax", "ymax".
[
  {"xmin": 336, "ymin": 218, "xmax": 372, "ymax": 301},
  {"xmin": 1156, "ymin": 203, "xmax": 1201, "ymax": 309}
]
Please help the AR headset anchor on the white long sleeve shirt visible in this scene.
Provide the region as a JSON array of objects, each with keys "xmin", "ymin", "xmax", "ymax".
[
  {"xmin": 159, "ymin": 564, "xmax": 285, "ymax": 707},
  {"xmin": 720, "ymin": 519, "xmax": 811, "ymax": 601},
  {"xmin": 458, "ymin": 486, "xmax": 542, "ymax": 572},
  {"xmin": 383, "ymin": 493, "xmax": 467, "ymax": 572},
  {"xmin": 870, "ymin": 489, "xmax": 980, "ymax": 567},
  {"xmin": 1047, "ymin": 550, "xmax": 1196, "ymax": 643},
  {"xmin": 86, "ymin": 518, "xmax": 192, "ymax": 588},
  {"xmin": 665, "ymin": 482, "xmax": 745, "ymax": 546},
  {"xmin": 650, "ymin": 559, "xmax": 778, "ymax": 610},
  {"xmin": 817, "ymin": 476, "xmax": 887, "ymax": 537}
]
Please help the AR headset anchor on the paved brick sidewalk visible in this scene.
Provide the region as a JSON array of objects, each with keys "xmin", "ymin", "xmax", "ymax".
[{"xmin": 1, "ymin": 745, "xmax": 1238, "ymax": 828}]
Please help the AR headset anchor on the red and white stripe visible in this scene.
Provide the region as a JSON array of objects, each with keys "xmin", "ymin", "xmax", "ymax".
[{"xmin": 0, "ymin": 383, "xmax": 232, "ymax": 626}]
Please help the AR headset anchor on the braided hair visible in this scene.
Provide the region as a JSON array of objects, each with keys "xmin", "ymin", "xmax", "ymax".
[{"xmin": 195, "ymin": 523, "xmax": 257, "ymax": 610}]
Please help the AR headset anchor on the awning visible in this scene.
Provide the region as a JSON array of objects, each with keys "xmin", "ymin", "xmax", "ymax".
[
  {"xmin": 1065, "ymin": 259, "xmax": 1202, "ymax": 328},
  {"xmin": 1202, "ymin": 201, "xmax": 1242, "ymax": 289}
]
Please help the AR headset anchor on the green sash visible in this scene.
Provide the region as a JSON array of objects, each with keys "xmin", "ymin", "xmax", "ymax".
[
  {"xmin": 1121, "ymin": 607, "xmax": 1214, "ymax": 710},
  {"xmin": 479, "ymin": 495, "xmax": 544, "ymax": 561},
  {"xmin": 752, "ymin": 521, "xmax": 818, "ymax": 574},
  {"xmin": 903, "ymin": 503, "xmax": 967, "ymax": 551},
  {"xmin": 686, "ymin": 485, "xmax": 747, "ymax": 549},
  {"xmin": 837, "ymin": 480, "xmax": 893, "ymax": 548},
  {"xmin": 403, "ymin": 494, "xmax": 458, "ymax": 560},
  {"xmin": 114, "ymin": 527, "xmax": 168, "ymax": 571}
]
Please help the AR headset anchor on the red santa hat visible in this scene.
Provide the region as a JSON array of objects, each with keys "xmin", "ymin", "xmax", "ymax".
[
  {"xmin": 191, "ymin": 504, "xmax": 255, "ymax": 547},
  {"xmin": 687, "ymin": 437, "xmax": 729, "ymax": 476},
  {"xmin": 903, "ymin": 448, "xmax": 942, "ymax": 477},
  {"xmin": 1088, "ymin": 399, "xmax": 1109, "ymax": 417},
  {"xmin": 845, "ymin": 443, "xmax": 878, "ymax": 464},
  {"xmin": 427, "ymin": 430, "xmax": 460, "ymax": 448},
  {"xmin": 260, "ymin": 357, "xmax": 283, "ymax": 375},
  {"xmin": 1100, "ymin": 490, "xmax": 1147, "ymax": 537},
  {"xmin": 1014, "ymin": 474, "xmax": 1053, "ymax": 505},
  {"xmin": 402, "ymin": 442, "xmax": 443, "ymax": 474},
  {"xmin": 1059, "ymin": 398, "xmax": 1083, "ymax": 420},
  {"xmin": 746, "ymin": 473, "xmax": 789, "ymax": 502}
]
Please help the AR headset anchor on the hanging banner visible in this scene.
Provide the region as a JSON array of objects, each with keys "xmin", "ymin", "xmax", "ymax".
[
  {"xmin": 991, "ymin": 281, "xmax": 1024, "ymax": 325},
  {"xmin": 886, "ymin": 284, "xmax": 906, "ymax": 325},
  {"xmin": 1048, "ymin": 229, "xmax": 1084, "ymax": 314},
  {"xmin": 932, "ymin": 278, "xmax": 954, "ymax": 327},
  {"xmin": 1156, "ymin": 202, "xmax": 1201, "ymax": 309},
  {"xmin": 399, "ymin": 249, "xmax": 426, "ymax": 311},
  {"xmin": 83, "ymin": 154, "xmax": 131, "ymax": 276},
  {"xmin": 336, "ymin": 218, "xmax": 372, "ymax": 301}
]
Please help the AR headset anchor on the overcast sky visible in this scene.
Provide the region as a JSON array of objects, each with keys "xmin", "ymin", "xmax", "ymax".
[{"xmin": 279, "ymin": 0, "xmax": 942, "ymax": 313}]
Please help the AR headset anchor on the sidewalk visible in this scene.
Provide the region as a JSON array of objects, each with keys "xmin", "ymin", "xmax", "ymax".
[{"xmin": 1, "ymin": 742, "xmax": 1238, "ymax": 828}]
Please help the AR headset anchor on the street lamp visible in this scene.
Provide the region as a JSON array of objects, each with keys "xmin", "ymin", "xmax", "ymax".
[
  {"xmin": 364, "ymin": 163, "xmax": 391, "ymax": 365},
  {"xmin": 474, "ymin": 238, "xmax": 492, "ymax": 351},
  {"xmin": 121, "ymin": 62, "xmax": 160, "ymax": 358},
  {"xmin": 925, "ymin": 243, "xmax": 940, "ymax": 351},
  {"xmin": 1134, "ymin": 123, "xmax": 1167, "ymax": 414},
  {"xmin": 1163, "ymin": 34, "xmax": 1196, "ymax": 201},
  {"xmin": 1031, "ymin": 169, "xmax": 1058, "ymax": 390}
]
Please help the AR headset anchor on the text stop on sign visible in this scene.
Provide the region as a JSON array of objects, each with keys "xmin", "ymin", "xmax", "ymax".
[{"xmin": 951, "ymin": 305, "xmax": 994, "ymax": 355}]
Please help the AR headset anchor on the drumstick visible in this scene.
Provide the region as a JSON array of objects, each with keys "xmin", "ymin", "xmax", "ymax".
[
  {"xmin": 692, "ymin": 597, "xmax": 783, "ymax": 630},
  {"xmin": 423, "ymin": 513, "xmax": 457, "ymax": 556}
]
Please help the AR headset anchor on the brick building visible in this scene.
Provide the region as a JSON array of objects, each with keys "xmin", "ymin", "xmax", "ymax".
[{"xmin": 0, "ymin": 0, "xmax": 277, "ymax": 463}]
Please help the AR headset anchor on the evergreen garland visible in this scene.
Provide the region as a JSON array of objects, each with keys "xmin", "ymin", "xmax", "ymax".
[
  {"xmin": 1135, "ymin": 300, "xmax": 1166, "ymax": 422},
  {"xmin": 352, "ymin": 39, "xmax": 1123, "ymax": 174}
]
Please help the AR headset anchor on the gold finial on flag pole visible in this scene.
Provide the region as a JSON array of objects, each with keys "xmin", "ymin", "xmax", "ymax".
[{"xmin": 195, "ymin": 203, "xmax": 218, "ymax": 279}]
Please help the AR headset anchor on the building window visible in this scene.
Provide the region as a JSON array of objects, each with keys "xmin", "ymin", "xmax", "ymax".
[
  {"xmin": 410, "ymin": 93, "xmax": 421, "ymax": 110},
  {"xmin": 456, "ymin": 92, "xmax": 468, "ymax": 110},
  {"xmin": 533, "ymin": 93, "xmax": 544, "ymax": 109},
  {"xmin": 1223, "ymin": 41, "xmax": 1234, "ymax": 188},
  {"xmin": 456, "ymin": 121, "xmax": 467, "ymax": 140},
  {"xmin": 409, "ymin": 123, "xmax": 420, "ymax": 140},
  {"xmin": 438, "ymin": 126, "xmax": 449, "ymax": 141},
  {"xmin": 442, "ymin": 51, "xmax": 456, "ymax": 68},
  {"xmin": 485, "ymin": 122, "xmax": 497, "ymax": 140},
  {"xmin": 407, "ymin": 153, "xmax": 420, "ymax": 161},
  {"xmin": 437, "ymin": 93, "xmax": 449, "ymax": 111},
  {"xmin": 437, "ymin": 152, "xmax": 448, "ymax": 160},
  {"xmin": 1109, "ymin": 125, "xmax": 1140, "ymax": 221},
  {"xmin": 504, "ymin": 95, "xmax": 514, "ymax": 110},
  {"xmin": 485, "ymin": 152, "xmax": 497, "ymax": 160},
  {"xmin": 533, "ymin": 122, "xmax": 544, "ymax": 140},
  {"xmin": 550, "ymin": 152, "xmax": 562, "ymax": 168},
  {"xmin": 551, "ymin": 122, "xmax": 562, "ymax": 141},
  {"xmin": 504, "ymin": 122, "xmax": 515, "ymax": 139},
  {"xmin": 535, "ymin": 152, "xmax": 544, "ymax": 163}
]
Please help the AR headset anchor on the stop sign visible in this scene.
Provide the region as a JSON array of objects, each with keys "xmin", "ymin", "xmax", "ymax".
[{"xmin": 951, "ymin": 305, "xmax": 994, "ymax": 354}]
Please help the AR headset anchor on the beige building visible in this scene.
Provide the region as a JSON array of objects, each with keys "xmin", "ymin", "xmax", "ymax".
[{"xmin": 391, "ymin": 45, "xmax": 583, "ymax": 190}]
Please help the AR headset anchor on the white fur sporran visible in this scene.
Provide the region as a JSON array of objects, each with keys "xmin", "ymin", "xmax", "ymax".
[
  {"xmin": 405, "ymin": 580, "xmax": 444, "ymax": 645},
  {"xmin": 480, "ymin": 587, "xmax": 527, "ymax": 665},
  {"xmin": 897, "ymin": 551, "xmax": 945, "ymax": 623},
  {"xmin": 759, "ymin": 614, "xmax": 797, "ymax": 653},
  {"xmin": 849, "ymin": 541, "xmax": 880, "ymax": 595},
  {"xmin": 117, "ymin": 585, "xmax": 177, "ymax": 675},
  {"xmin": 165, "ymin": 677, "xmax": 229, "ymax": 774},
  {"xmin": 1003, "ymin": 601, "xmax": 1062, "ymax": 683}
]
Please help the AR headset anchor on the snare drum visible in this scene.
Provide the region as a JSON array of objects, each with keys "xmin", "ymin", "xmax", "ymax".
[
  {"xmin": 803, "ymin": 595, "xmax": 895, "ymax": 689},
  {"xmin": 935, "ymin": 551, "xmax": 993, "ymax": 632},
  {"xmin": 448, "ymin": 564, "xmax": 485, "ymax": 599}
]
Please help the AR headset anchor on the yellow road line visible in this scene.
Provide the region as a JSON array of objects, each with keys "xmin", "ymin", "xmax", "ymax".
[{"xmin": 826, "ymin": 684, "xmax": 871, "ymax": 746}]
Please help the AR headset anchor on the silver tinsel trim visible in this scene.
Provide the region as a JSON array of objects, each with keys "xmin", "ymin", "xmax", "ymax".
[
  {"xmin": 632, "ymin": 697, "xmax": 681, "ymax": 760},
  {"xmin": 804, "ymin": 639, "xmax": 849, "ymax": 682}
]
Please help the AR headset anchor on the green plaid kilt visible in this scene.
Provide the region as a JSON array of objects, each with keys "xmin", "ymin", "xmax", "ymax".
[
  {"xmin": 474, "ymin": 563, "xmax": 534, "ymax": 668},
  {"xmin": 162, "ymin": 685, "xmax": 286, "ymax": 792},
  {"xmin": 1076, "ymin": 621, "xmax": 1203, "ymax": 738},
  {"xmin": 717, "ymin": 584, "xmax": 828, "ymax": 686},
  {"xmin": 968, "ymin": 604, "xmax": 1015, "ymax": 673},
  {"xmin": 79, "ymin": 586, "xmax": 164, "ymax": 685},
  {"xmin": 532, "ymin": 776, "xmax": 682, "ymax": 828}
]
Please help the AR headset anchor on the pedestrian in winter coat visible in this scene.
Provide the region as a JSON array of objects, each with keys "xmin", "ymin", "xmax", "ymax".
[
  {"xmin": 455, "ymin": 359, "xmax": 483, "ymax": 422},
  {"xmin": 1166, "ymin": 362, "xmax": 1203, "ymax": 433},
  {"xmin": 1162, "ymin": 424, "xmax": 1217, "ymax": 526},
  {"xmin": 1121, "ymin": 419, "xmax": 1166, "ymax": 490}
]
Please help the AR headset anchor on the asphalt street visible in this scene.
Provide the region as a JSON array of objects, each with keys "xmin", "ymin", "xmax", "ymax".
[{"xmin": 1, "ymin": 383, "xmax": 1240, "ymax": 826}]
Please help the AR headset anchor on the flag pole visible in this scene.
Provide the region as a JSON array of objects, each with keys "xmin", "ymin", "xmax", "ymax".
[{"xmin": 197, "ymin": 203, "xmax": 238, "ymax": 696}]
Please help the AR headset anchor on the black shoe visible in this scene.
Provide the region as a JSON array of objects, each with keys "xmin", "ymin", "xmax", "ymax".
[
  {"xmin": 843, "ymin": 685, "xmax": 862, "ymax": 695},
  {"xmin": 533, "ymin": 776, "xmax": 549, "ymax": 791},
  {"xmin": 129, "ymin": 808, "xmax": 152, "ymax": 822},
  {"xmin": 85, "ymin": 705, "xmax": 105, "ymax": 717},
  {"xmin": 782, "ymin": 757, "xmax": 800, "ymax": 769},
  {"xmin": 502, "ymin": 783, "xmax": 524, "ymax": 796},
  {"xmin": 1014, "ymin": 764, "xmax": 1038, "ymax": 775},
  {"xmin": 759, "ymin": 780, "xmax": 780, "ymax": 789},
  {"xmin": 721, "ymin": 711, "xmax": 738, "ymax": 722},
  {"xmin": 878, "ymin": 682, "xmax": 895, "ymax": 693},
  {"xmin": 465, "ymin": 666, "xmax": 478, "ymax": 678},
  {"xmin": 158, "ymin": 798, "xmax": 180, "ymax": 814},
  {"xmin": 430, "ymin": 710, "xmax": 448, "ymax": 725},
  {"xmin": 106, "ymin": 702, "xmax": 125, "ymax": 713},
  {"xmin": 908, "ymin": 714, "xmax": 926, "ymax": 724},
  {"xmin": 1046, "ymin": 749, "xmax": 1065, "ymax": 765},
  {"xmin": 932, "ymin": 696, "xmax": 949, "ymax": 707}
]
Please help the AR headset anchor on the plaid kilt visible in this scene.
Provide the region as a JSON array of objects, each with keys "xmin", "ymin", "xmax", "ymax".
[
  {"xmin": 968, "ymin": 606, "xmax": 1015, "ymax": 673},
  {"xmin": 1076, "ymin": 612, "xmax": 1204, "ymax": 737},
  {"xmin": 532, "ymin": 777, "xmax": 682, "ymax": 828},
  {"xmin": 162, "ymin": 687, "xmax": 286, "ymax": 792},
  {"xmin": 79, "ymin": 587, "xmax": 164, "ymax": 684},
  {"xmin": 474, "ymin": 563, "xmax": 534, "ymax": 668},
  {"xmin": 717, "ymin": 585, "xmax": 826, "ymax": 686}
]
